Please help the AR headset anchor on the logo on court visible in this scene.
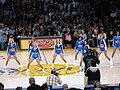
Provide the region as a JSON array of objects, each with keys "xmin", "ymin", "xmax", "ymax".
[{"xmin": 0, "ymin": 64, "xmax": 79, "ymax": 76}]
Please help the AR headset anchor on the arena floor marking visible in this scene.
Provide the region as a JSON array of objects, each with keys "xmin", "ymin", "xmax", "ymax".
[{"xmin": 17, "ymin": 64, "xmax": 79, "ymax": 76}]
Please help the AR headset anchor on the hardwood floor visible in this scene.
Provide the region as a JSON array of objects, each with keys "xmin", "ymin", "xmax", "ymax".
[{"xmin": 0, "ymin": 47, "xmax": 120, "ymax": 89}]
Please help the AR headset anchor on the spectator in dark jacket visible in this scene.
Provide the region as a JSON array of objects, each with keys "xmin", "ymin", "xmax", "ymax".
[
  {"xmin": 85, "ymin": 67, "xmax": 101, "ymax": 85},
  {"xmin": 27, "ymin": 77, "xmax": 42, "ymax": 90},
  {"xmin": 16, "ymin": 87, "xmax": 22, "ymax": 90},
  {"xmin": 0, "ymin": 82, "xmax": 4, "ymax": 90}
]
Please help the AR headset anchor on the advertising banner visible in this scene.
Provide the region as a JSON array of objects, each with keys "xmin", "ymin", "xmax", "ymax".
[{"xmin": 20, "ymin": 36, "xmax": 63, "ymax": 49}]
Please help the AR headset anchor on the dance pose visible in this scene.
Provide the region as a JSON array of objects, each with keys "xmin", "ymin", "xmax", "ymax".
[
  {"xmin": 75, "ymin": 37, "xmax": 84, "ymax": 66},
  {"xmin": 82, "ymin": 41, "xmax": 90, "ymax": 57},
  {"xmin": 112, "ymin": 31, "xmax": 120, "ymax": 58},
  {"xmin": 51, "ymin": 39, "xmax": 67, "ymax": 67},
  {"xmin": 28, "ymin": 37, "xmax": 36, "ymax": 52},
  {"xmin": 98, "ymin": 33, "xmax": 112, "ymax": 65},
  {"xmin": 27, "ymin": 42, "xmax": 44, "ymax": 72},
  {"xmin": 28, "ymin": 37, "xmax": 36, "ymax": 59},
  {"xmin": 4, "ymin": 36, "xmax": 22, "ymax": 69}
]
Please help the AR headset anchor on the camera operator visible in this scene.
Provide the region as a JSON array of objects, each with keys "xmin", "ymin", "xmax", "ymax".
[
  {"xmin": 46, "ymin": 69, "xmax": 62, "ymax": 86},
  {"xmin": 83, "ymin": 49, "xmax": 100, "ymax": 73}
]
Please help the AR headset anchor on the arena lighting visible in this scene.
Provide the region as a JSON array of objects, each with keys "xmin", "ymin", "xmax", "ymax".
[{"xmin": 0, "ymin": 0, "xmax": 5, "ymax": 4}]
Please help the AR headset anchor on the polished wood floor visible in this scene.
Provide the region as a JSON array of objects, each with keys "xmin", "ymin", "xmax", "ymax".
[{"xmin": 0, "ymin": 47, "xmax": 120, "ymax": 89}]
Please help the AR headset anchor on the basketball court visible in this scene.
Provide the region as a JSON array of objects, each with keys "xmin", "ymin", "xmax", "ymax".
[{"xmin": 0, "ymin": 48, "xmax": 120, "ymax": 89}]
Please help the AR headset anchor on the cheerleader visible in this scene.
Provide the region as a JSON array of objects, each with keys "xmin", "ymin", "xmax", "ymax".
[
  {"xmin": 4, "ymin": 36, "xmax": 22, "ymax": 69},
  {"xmin": 51, "ymin": 39, "xmax": 67, "ymax": 67},
  {"xmin": 98, "ymin": 34, "xmax": 112, "ymax": 65},
  {"xmin": 80, "ymin": 41, "xmax": 90, "ymax": 70},
  {"xmin": 28, "ymin": 37, "xmax": 36, "ymax": 58},
  {"xmin": 27, "ymin": 42, "xmax": 44, "ymax": 72},
  {"xmin": 112, "ymin": 31, "xmax": 120, "ymax": 58},
  {"xmin": 82, "ymin": 41, "xmax": 90, "ymax": 57},
  {"xmin": 28, "ymin": 37, "xmax": 36, "ymax": 51},
  {"xmin": 75, "ymin": 36, "xmax": 84, "ymax": 66}
]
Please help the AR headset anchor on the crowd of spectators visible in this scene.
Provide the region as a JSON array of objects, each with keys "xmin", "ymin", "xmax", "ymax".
[
  {"xmin": 1, "ymin": 77, "xmax": 120, "ymax": 90},
  {"xmin": 0, "ymin": 0, "xmax": 120, "ymax": 89},
  {"xmin": 0, "ymin": 0, "xmax": 120, "ymax": 49},
  {"xmin": 0, "ymin": 77, "xmax": 81, "ymax": 90}
]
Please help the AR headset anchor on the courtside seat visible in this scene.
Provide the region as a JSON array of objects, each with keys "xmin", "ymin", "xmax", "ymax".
[{"xmin": 52, "ymin": 86, "xmax": 62, "ymax": 90}]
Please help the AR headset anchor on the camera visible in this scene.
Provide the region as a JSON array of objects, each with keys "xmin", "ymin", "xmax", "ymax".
[
  {"xmin": 86, "ymin": 49, "xmax": 93, "ymax": 55},
  {"xmin": 51, "ymin": 69, "xmax": 59, "ymax": 76},
  {"xmin": 86, "ymin": 49, "xmax": 98, "ymax": 56},
  {"xmin": 55, "ymin": 72, "xmax": 59, "ymax": 76}
]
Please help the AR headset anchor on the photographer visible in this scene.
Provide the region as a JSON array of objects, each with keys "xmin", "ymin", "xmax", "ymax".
[
  {"xmin": 46, "ymin": 69, "xmax": 62, "ymax": 86},
  {"xmin": 83, "ymin": 49, "xmax": 100, "ymax": 73}
]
